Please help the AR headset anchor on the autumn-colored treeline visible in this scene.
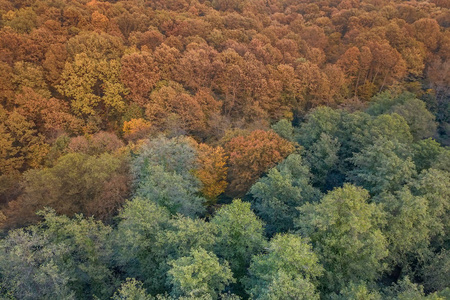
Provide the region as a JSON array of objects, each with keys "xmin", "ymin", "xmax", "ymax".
[{"xmin": 0, "ymin": 0, "xmax": 449, "ymax": 220}]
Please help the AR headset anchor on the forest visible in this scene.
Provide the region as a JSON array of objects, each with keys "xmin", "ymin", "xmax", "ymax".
[{"xmin": 0, "ymin": 0, "xmax": 449, "ymax": 298}]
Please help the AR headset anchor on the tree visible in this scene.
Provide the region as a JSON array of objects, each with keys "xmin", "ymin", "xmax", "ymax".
[
  {"xmin": 121, "ymin": 51, "xmax": 160, "ymax": 107},
  {"xmin": 367, "ymin": 92, "xmax": 439, "ymax": 141},
  {"xmin": 168, "ymin": 248, "xmax": 235, "ymax": 299},
  {"xmin": 391, "ymin": 99, "xmax": 437, "ymax": 141},
  {"xmin": 114, "ymin": 198, "xmax": 171, "ymax": 293},
  {"xmin": 330, "ymin": 282, "xmax": 382, "ymax": 300},
  {"xmin": 12, "ymin": 61, "xmax": 51, "ymax": 98},
  {"xmin": 132, "ymin": 136, "xmax": 206, "ymax": 217},
  {"xmin": 413, "ymin": 18, "xmax": 441, "ymax": 51},
  {"xmin": 224, "ymin": 130, "xmax": 294, "ymax": 196},
  {"xmin": 2, "ymin": 110, "xmax": 49, "ymax": 171},
  {"xmin": 122, "ymin": 118, "xmax": 152, "ymax": 142},
  {"xmin": 412, "ymin": 139, "xmax": 444, "ymax": 172},
  {"xmin": 3, "ymin": 152, "xmax": 126, "ymax": 227},
  {"xmin": 249, "ymin": 154, "xmax": 321, "ymax": 235},
  {"xmin": 422, "ymin": 249, "xmax": 450, "ymax": 293},
  {"xmin": 145, "ymin": 82, "xmax": 210, "ymax": 135},
  {"xmin": 384, "ymin": 277, "xmax": 444, "ymax": 300},
  {"xmin": 245, "ymin": 234, "xmax": 323, "ymax": 300},
  {"xmin": 195, "ymin": 143, "xmax": 228, "ymax": 204},
  {"xmin": 67, "ymin": 131, "xmax": 124, "ymax": 156},
  {"xmin": 43, "ymin": 43, "xmax": 68, "ymax": 86},
  {"xmin": 409, "ymin": 168, "xmax": 450, "ymax": 246},
  {"xmin": 297, "ymin": 184, "xmax": 388, "ymax": 293},
  {"xmin": 176, "ymin": 45, "xmax": 218, "ymax": 91},
  {"xmin": 296, "ymin": 106, "xmax": 343, "ymax": 148},
  {"xmin": 211, "ymin": 199, "xmax": 266, "ymax": 283},
  {"xmin": 271, "ymin": 119, "xmax": 295, "ymax": 142},
  {"xmin": 58, "ymin": 53, "xmax": 128, "ymax": 119},
  {"xmin": 66, "ymin": 31, "xmax": 124, "ymax": 61},
  {"xmin": 349, "ymin": 138, "xmax": 416, "ymax": 195},
  {"xmin": 112, "ymin": 279, "xmax": 153, "ymax": 300},
  {"xmin": 375, "ymin": 187, "xmax": 432, "ymax": 271},
  {"xmin": 0, "ymin": 209, "xmax": 115, "ymax": 299},
  {"xmin": 358, "ymin": 113, "xmax": 413, "ymax": 146},
  {"xmin": 304, "ymin": 133, "xmax": 341, "ymax": 189},
  {"xmin": 134, "ymin": 165, "xmax": 205, "ymax": 218},
  {"xmin": 14, "ymin": 87, "xmax": 80, "ymax": 136}
]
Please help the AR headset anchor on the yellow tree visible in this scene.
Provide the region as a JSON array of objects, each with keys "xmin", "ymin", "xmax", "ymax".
[
  {"xmin": 195, "ymin": 143, "xmax": 228, "ymax": 204},
  {"xmin": 58, "ymin": 53, "xmax": 129, "ymax": 120}
]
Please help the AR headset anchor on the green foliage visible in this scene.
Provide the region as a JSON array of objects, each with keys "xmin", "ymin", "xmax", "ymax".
[
  {"xmin": 250, "ymin": 154, "xmax": 320, "ymax": 235},
  {"xmin": 135, "ymin": 165, "xmax": 205, "ymax": 217},
  {"xmin": 132, "ymin": 136, "xmax": 206, "ymax": 217},
  {"xmin": 376, "ymin": 187, "xmax": 432, "ymax": 270},
  {"xmin": 304, "ymin": 133, "xmax": 341, "ymax": 188},
  {"xmin": 297, "ymin": 184, "xmax": 388, "ymax": 294},
  {"xmin": 167, "ymin": 248, "xmax": 235, "ymax": 299},
  {"xmin": 114, "ymin": 197, "xmax": 171, "ymax": 293},
  {"xmin": 350, "ymin": 138, "xmax": 416, "ymax": 195},
  {"xmin": 422, "ymin": 249, "xmax": 450, "ymax": 293},
  {"xmin": 0, "ymin": 209, "xmax": 115, "ymax": 299},
  {"xmin": 383, "ymin": 277, "xmax": 444, "ymax": 300},
  {"xmin": 409, "ymin": 169, "xmax": 450, "ymax": 245},
  {"xmin": 366, "ymin": 92, "xmax": 437, "ymax": 141},
  {"xmin": 245, "ymin": 234, "xmax": 323, "ymax": 300},
  {"xmin": 431, "ymin": 149, "xmax": 450, "ymax": 172},
  {"xmin": 362, "ymin": 114, "xmax": 413, "ymax": 145},
  {"xmin": 112, "ymin": 279, "xmax": 153, "ymax": 300},
  {"xmin": 211, "ymin": 199, "xmax": 266, "ymax": 281},
  {"xmin": 391, "ymin": 99, "xmax": 437, "ymax": 141},
  {"xmin": 296, "ymin": 107, "xmax": 343, "ymax": 148},
  {"xmin": 271, "ymin": 119, "xmax": 295, "ymax": 142},
  {"xmin": 412, "ymin": 139, "xmax": 444, "ymax": 172},
  {"xmin": 330, "ymin": 282, "xmax": 382, "ymax": 300}
]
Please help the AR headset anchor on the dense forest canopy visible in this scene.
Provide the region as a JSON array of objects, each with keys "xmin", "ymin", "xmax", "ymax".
[{"xmin": 0, "ymin": 0, "xmax": 449, "ymax": 298}]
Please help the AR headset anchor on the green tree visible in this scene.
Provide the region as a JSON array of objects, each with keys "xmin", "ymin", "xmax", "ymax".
[
  {"xmin": 376, "ymin": 187, "xmax": 432, "ymax": 271},
  {"xmin": 245, "ymin": 234, "xmax": 323, "ymax": 300},
  {"xmin": 349, "ymin": 138, "xmax": 416, "ymax": 195},
  {"xmin": 358, "ymin": 114, "xmax": 413, "ymax": 146},
  {"xmin": 412, "ymin": 139, "xmax": 444, "ymax": 172},
  {"xmin": 296, "ymin": 106, "xmax": 342, "ymax": 148},
  {"xmin": 249, "ymin": 154, "xmax": 321, "ymax": 235},
  {"xmin": 384, "ymin": 277, "xmax": 444, "ymax": 300},
  {"xmin": 211, "ymin": 199, "xmax": 266, "ymax": 282},
  {"xmin": 366, "ymin": 92, "xmax": 436, "ymax": 141},
  {"xmin": 167, "ymin": 248, "xmax": 235, "ymax": 299},
  {"xmin": 330, "ymin": 282, "xmax": 382, "ymax": 300},
  {"xmin": 391, "ymin": 99, "xmax": 437, "ymax": 141},
  {"xmin": 297, "ymin": 184, "xmax": 388, "ymax": 294},
  {"xmin": 409, "ymin": 169, "xmax": 450, "ymax": 246},
  {"xmin": 150, "ymin": 215, "xmax": 218, "ymax": 293},
  {"xmin": 271, "ymin": 119, "xmax": 295, "ymax": 142},
  {"xmin": 135, "ymin": 165, "xmax": 205, "ymax": 217},
  {"xmin": 304, "ymin": 133, "xmax": 341, "ymax": 188},
  {"xmin": 114, "ymin": 198, "xmax": 171, "ymax": 293},
  {"xmin": 132, "ymin": 136, "xmax": 206, "ymax": 217},
  {"xmin": 112, "ymin": 279, "xmax": 153, "ymax": 300},
  {"xmin": 422, "ymin": 249, "xmax": 450, "ymax": 293},
  {"xmin": 0, "ymin": 209, "xmax": 115, "ymax": 299}
]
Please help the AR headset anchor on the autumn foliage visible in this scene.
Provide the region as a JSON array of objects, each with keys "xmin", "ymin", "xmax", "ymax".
[
  {"xmin": 224, "ymin": 130, "xmax": 295, "ymax": 196},
  {"xmin": 195, "ymin": 143, "xmax": 228, "ymax": 203}
]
